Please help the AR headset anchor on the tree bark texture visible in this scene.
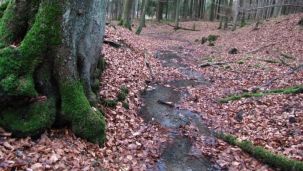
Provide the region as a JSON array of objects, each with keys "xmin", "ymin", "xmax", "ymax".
[{"xmin": 0, "ymin": 0, "xmax": 106, "ymax": 144}]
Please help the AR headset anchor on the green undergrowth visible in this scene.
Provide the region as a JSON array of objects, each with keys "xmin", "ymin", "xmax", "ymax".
[
  {"xmin": 219, "ymin": 85, "xmax": 303, "ymax": 103},
  {"xmin": 217, "ymin": 133, "xmax": 303, "ymax": 171},
  {"xmin": 201, "ymin": 35, "xmax": 219, "ymax": 46},
  {"xmin": 101, "ymin": 86, "xmax": 129, "ymax": 109},
  {"xmin": 61, "ymin": 81, "xmax": 106, "ymax": 144}
]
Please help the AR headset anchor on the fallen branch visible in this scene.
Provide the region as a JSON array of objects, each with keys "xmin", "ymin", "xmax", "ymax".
[
  {"xmin": 246, "ymin": 42, "xmax": 276, "ymax": 54},
  {"xmin": 103, "ymin": 39, "xmax": 122, "ymax": 48},
  {"xmin": 200, "ymin": 62, "xmax": 233, "ymax": 68},
  {"xmin": 157, "ymin": 100, "xmax": 174, "ymax": 107},
  {"xmin": 258, "ymin": 59, "xmax": 279, "ymax": 64},
  {"xmin": 277, "ymin": 56, "xmax": 296, "ymax": 70},
  {"xmin": 217, "ymin": 133, "xmax": 303, "ymax": 171},
  {"xmin": 167, "ymin": 23, "xmax": 201, "ymax": 31},
  {"xmin": 280, "ymin": 53, "xmax": 296, "ymax": 60}
]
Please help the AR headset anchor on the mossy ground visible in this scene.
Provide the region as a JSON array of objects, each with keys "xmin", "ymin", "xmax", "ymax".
[
  {"xmin": 219, "ymin": 85, "xmax": 303, "ymax": 103},
  {"xmin": 217, "ymin": 133, "xmax": 303, "ymax": 171},
  {"xmin": 200, "ymin": 35, "xmax": 219, "ymax": 46},
  {"xmin": 101, "ymin": 86, "xmax": 129, "ymax": 109}
]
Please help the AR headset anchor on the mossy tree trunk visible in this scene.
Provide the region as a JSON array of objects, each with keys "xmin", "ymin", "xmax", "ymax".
[{"xmin": 0, "ymin": 0, "xmax": 106, "ymax": 144}]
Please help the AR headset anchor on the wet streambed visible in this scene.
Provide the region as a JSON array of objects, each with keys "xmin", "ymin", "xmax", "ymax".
[{"xmin": 140, "ymin": 49, "xmax": 220, "ymax": 171}]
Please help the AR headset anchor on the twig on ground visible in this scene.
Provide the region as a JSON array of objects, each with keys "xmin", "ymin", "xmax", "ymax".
[
  {"xmin": 157, "ymin": 100, "xmax": 174, "ymax": 107},
  {"xmin": 199, "ymin": 62, "xmax": 233, "ymax": 68}
]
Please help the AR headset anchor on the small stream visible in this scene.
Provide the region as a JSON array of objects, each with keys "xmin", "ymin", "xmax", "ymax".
[{"xmin": 140, "ymin": 49, "xmax": 221, "ymax": 171}]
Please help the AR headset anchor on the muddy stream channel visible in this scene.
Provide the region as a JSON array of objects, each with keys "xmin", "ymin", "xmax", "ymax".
[{"xmin": 139, "ymin": 48, "xmax": 222, "ymax": 171}]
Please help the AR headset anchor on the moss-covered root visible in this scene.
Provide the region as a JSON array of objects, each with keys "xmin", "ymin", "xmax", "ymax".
[
  {"xmin": 0, "ymin": 98, "xmax": 56, "ymax": 137},
  {"xmin": 0, "ymin": 0, "xmax": 9, "ymax": 18},
  {"xmin": 217, "ymin": 133, "xmax": 303, "ymax": 171},
  {"xmin": 61, "ymin": 82, "xmax": 106, "ymax": 144},
  {"xmin": 219, "ymin": 85, "xmax": 303, "ymax": 103},
  {"xmin": 0, "ymin": 0, "xmax": 61, "ymax": 97},
  {"xmin": 0, "ymin": 0, "xmax": 33, "ymax": 48}
]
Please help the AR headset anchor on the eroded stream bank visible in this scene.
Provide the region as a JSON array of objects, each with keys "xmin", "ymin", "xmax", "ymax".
[{"xmin": 140, "ymin": 48, "xmax": 221, "ymax": 171}]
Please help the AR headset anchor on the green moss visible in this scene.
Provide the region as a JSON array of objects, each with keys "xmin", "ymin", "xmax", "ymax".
[
  {"xmin": 117, "ymin": 86, "xmax": 129, "ymax": 102},
  {"xmin": 91, "ymin": 79, "xmax": 100, "ymax": 94},
  {"xmin": 207, "ymin": 35, "xmax": 219, "ymax": 42},
  {"xmin": 0, "ymin": 47, "xmax": 37, "ymax": 96},
  {"xmin": 101, "ymin": 86, "xmax": 129, "ymax": 108},
  {"xmin": 0, "ymin": 1, "xmax": 61, "ymax": 96},
  {"xmin": 122, "ymin": 102, "xmax": 129, "ymax": 110},
  {"xmin": 122, "ymin": 20, "xmax": 132, "ymax": 30},
  {"xmin": 238, "ymin": 61, "xmax": 244, "ymax": 64},
  {"xmin": 0, "ymin": 0, "xmax": 15, "ymax": 47},
  {"xmin": 0, "ymin": 98, "xmax": 56, "ymax": 137},
  {"xmin": 216, "ymin": 133, "xmax": 238, "ymax": 146},
  {"xmin": 219, "ymin": 85, "xmax": 303, "ymax": 103},
  {"xmin": 254, "ymin": 63, "xmax": 261, "ymax": 68},
  {"xmin": 266, "ymin": 85, "xmax": 303, "ymax": 94},
  {"xmin": 218, "ymin": 133, "xmax": 303, "ymax": 171},
  {"xmin": 120, "ymin": 85, "xmax": 129, "ymax": 94},
  {"xmin": 61, "ymin": 81, "xmax": 106, "ymax": 144},
  {"xmin": 0, "ymin": 0, "xmax": 9, "ymax": 18},
  {"xmin": 98, "ymin": 58, "xmax": 107, "ymax": 74},
  {"xmin": 101, "ymin": 99, "xmax": 118, "ymax": 108},
  {"xmin": 240, "ymin": 20, "xmax": 246, "ymax": 27}
]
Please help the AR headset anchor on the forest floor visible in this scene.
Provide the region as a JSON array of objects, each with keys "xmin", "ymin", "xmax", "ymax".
[{"xmin": 1, "ymin": 13, "xmax": 303, "ymax": 170}]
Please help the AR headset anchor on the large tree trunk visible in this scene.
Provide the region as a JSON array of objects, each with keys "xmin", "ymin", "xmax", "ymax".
[{"xmin": 0, "ymin": 0, "xmax": 106, "ymax": 144}]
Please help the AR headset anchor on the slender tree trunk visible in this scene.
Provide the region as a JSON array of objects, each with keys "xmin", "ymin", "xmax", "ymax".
[
  {"xmin": 165, "ymin": 0, "xmax": 169, "ymax": 19},
  {"xmin": 136, "ymin": 0, "xmax": 148, "ymax": 34},
  {"xmin": 156, "ymin": 0, "xmax": 164, "ymax": 22},
  {"xmin": 175, "ymin": 0, "xmax": 180, "ymax": 29},
  {"xmin": 120, "ymin": 0, "xmax": 134, "ymax": 29},
  {"xmin": 232, "ymin": 0, "xmax": 240, "ymax": 31},
  {"xmin": 209, "ymin": 0, "xmax": 216, "ymax": 21},
  {"xmin": 0, "ymin": 0, "xmax": 106, "ymax": 144}
]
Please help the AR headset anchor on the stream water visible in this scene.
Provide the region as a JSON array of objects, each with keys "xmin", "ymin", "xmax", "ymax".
[{"xmin": 140, "ymin": 48, "xmax": 221, "ymax": 171}]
